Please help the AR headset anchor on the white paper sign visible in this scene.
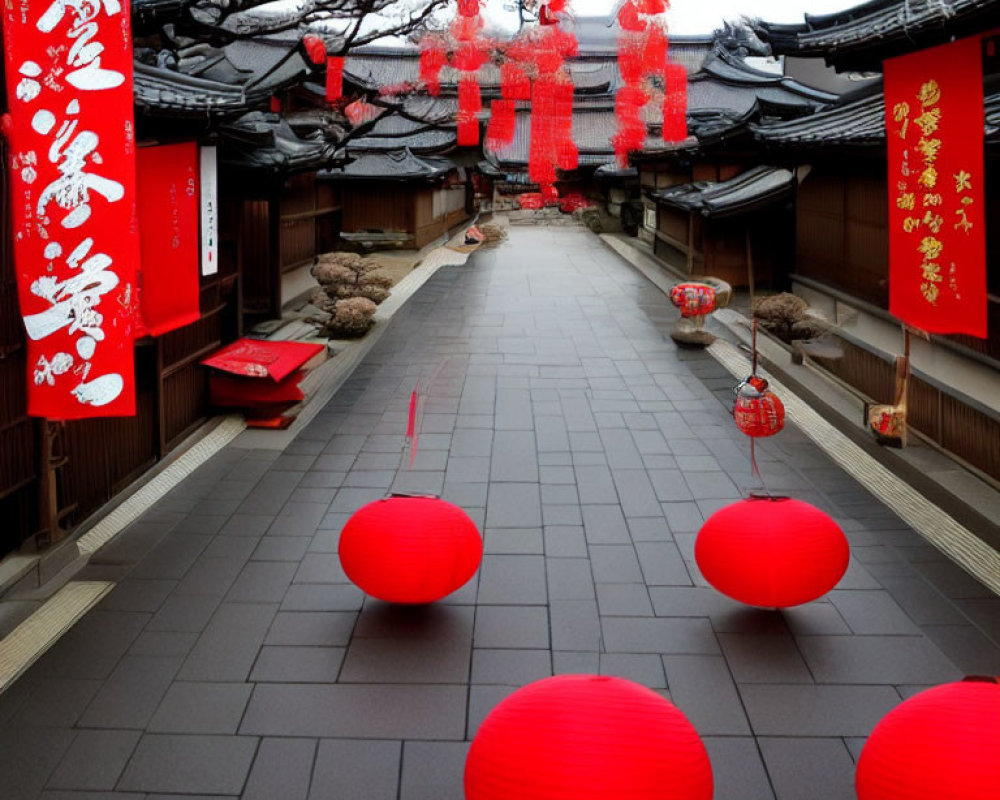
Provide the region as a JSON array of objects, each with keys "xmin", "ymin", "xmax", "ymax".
[{"xmin": 199, "ymin": 145, "xmax": 218, "ymax": 276}]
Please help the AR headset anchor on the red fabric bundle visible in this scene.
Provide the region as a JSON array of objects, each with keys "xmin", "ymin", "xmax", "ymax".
[
  {"xmin": 617, "ymin": 1, "xmax": 647, "ymax": 32},
  {"xmin": 453, "ymin": 42, "xmax": 487, "ymax": 73},
  {"xmin": 325, "ymin": 55, "xmax": 344, "ymax": 101},
  {"xmin": 202, "ymin": 339, "xmax": 323, "ymax": 382},
  {"xmin": 486, "ymin": 99, "xmax": 517, "ymax": 148},
  {"xmin": 420, "ymin": 40, "xmax": 447, "ymax": 96},
  {"xmin": 459, "ymin": 78, "xmax": 482, "ymax": 115},
  {"xmin": 559, "ymin": 193, "xmax": 592, "ymax": 213},
  {"xmin": 662, "ymin": 61, "xmax": 688, "ymax": 142},
  {"xmin": 518, "ymin": 193, "xmax": 545, "ymax": 210},
  {"xmin": 210, "ymin": 371, "xmax": 305, "ymax": 409},
  {"xmin": 501, "ymin": 62, "xmax": 531, "ymax": 100},
  {"xmin": 541, "ymin": 183, "xmax": 560, "ymax": 204},
  {"xmin": 643, "ymin": 26, "xmax": 668, "ymax": 75},
  {"xmin": 457, "ymin": 0, "xmax": 479, "ymax": 17}
]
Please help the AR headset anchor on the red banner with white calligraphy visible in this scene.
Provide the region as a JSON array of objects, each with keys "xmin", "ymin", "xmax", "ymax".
[
  {"xmin": 136, "ymin": 143, "xmax": 201, "ymax": 337},
  {"xmin": 884, "ymin": 36, "xmax": 987, "ymax": 338},
  {"xmin": 3, "ymin": 0, "xmax": 138, "ymax": 418}
]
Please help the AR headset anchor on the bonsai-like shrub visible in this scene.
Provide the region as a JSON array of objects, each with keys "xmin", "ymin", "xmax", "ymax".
[
  {"xmin": 752, "ymin": 293, "xmax": 828, "ymax": 342},
  {"xmin": 312, "ymin": 252, "xmax": 393, "ymax": 306},
  {"xmin": 322, "ymin": 297, "xmax": 378, "ymax": 338},
  {"xmin": 479, "ymin": 222, "xmax": 507, "ymax": 245}
]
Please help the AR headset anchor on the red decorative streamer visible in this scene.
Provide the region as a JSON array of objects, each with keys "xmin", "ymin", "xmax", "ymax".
[
  {"xmin": 501, "ymin": 62, "xmax": 531, "ymax": 100},
  {"xmin": 486, "ymin": 100, "xmax": 517, "ymax": 147},
  {"xmin": 662, "ymin": 61, "xmax": 688, "ymax": 142},
  {"xmin": 458, "ymin": 118, "xmax": 480, "ymax": 146},
  {"xmin": 420, "ymin": 40, "xmax": 447, "ymax": 96},
  {"xmin": 301, "ymin": 34, "xmax": 326, "ymax": 65},
  {"xmin": 617, "ymin": 1, "xmax": 647, "ymax": 32},
  {"xmin": 326, "ymin": 55, "xmax": 344, "ymax": 101}
]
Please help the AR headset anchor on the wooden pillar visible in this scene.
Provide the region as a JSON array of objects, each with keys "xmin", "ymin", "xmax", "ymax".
[
  {"xmin": 745, "ymin": 228, "xmax": 756, "ymax": 304},
  {"xmin": 36, "ymin": 420, "xmax": 68, "ymax": 549},
  {"xmin": 686, "ymin": 212, "xmax": 694, "ymax": 274}
]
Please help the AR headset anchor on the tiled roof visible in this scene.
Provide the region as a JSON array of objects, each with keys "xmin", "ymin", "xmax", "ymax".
[
  {"xmin": 754, "ymin": 80, "xmax": 1000, "ymax": 147},
  {"xmin": 219, "ymin": 112, "xmax": 342, "ymax": 174},
  {"xmin": 349, "ymin": 114, "xmax": 457, "ymax": 153},
  {"xmin": 318, "ymin": 148, "xmax": 453, "ymax": 181},
  {"xmin": 754, "ymin": 0, "xmax": 1000, "ymax": 71},
  {"xmin": 651, "ymin": 165, "xmax": 795, "ymax": 217}
]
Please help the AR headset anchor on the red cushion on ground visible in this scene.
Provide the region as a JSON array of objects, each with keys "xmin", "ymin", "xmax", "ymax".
[{"xmin": 201, "ymin": 339, "xmax": 323, "ymax": 382}]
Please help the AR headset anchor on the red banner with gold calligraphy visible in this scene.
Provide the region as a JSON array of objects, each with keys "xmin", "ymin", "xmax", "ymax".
[
  {"xmin": 3, "ymin": 0, "xmax": 138, "ymax": 418},
  {"xmin": 884, "ymin": 36, "xmax": 987, "ymax": 337}
]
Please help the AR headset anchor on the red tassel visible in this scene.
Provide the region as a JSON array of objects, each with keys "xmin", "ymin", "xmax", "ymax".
[
  {"xmin": 644, "ymin": 26, "xmax": 668, "ymax": 75},
  {"xmin": 457, "ymin": 0, "xmax": 479, "ymax": 17},
  {"xmin": 486, "ymin": 99, "xmax": 516, "ymax": 148},
  {"xmin": 501, "ymin": 62, "xmax": 531, "ymax": 100},
  {"xmin": 459, "ymin": 77, "xmax": 482, "ymax": 115},
  {"xmin": 453, "ymin": 42, "xmax": 487, "ymax": 73},
  {"xmin": 662, "ymin": 61, "xmax": 688, "ymax": 142},
  {"xmin": 556, "ymin": 138, "xmax": 578, "ymax": 170},
  {"xmin": 617, "ymin": 34, "xmax": 645, "ymax": 84},
  {"xmin": 420, "ymin": 40, "xmax": 447, "ymax": 96},
  {"xmin": 326, "ymin": 56, "xmax": 343, "ymax": 102}
]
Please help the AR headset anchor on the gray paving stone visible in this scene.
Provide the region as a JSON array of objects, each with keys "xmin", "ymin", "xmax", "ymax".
[
  {"xmin": 466, "ymin": 684, "xmax": 518, "ymax": 738},
  {"xmin": 484, "ymin": 527, "xmax": 544, "ymax": 554},
  {"xmin": 131, "ymin": 535, "xmax": 212, "ymax": 580},
  {"xmin": 627, "ymin": 516, "xmax": 672, "ymax": 542},
  {"xmin": 703, "ymin": 736, "xmax": 775, "ymax": 800},
  {"xmin": 740, "ymin": 684, "xmax": 902, "ymax": 736},
  {"xmin": 401, "ymin": 741, "xmax": 470, "ymax": 800},
  {"xmin": 294, "ymin": 552, "xmax": 348, "ymax": 584},
  {"xmin": 611, "ymin": 469, "xmax": 662, "ymax": 517},
  {"xmin": 78, "ymin": 656, "xmax": 181, "ymax": 729},
  {"xmin": 477, "ymin": 554, "xmax": 547, "ymax": 604},
  {"xmin": 310, "ymin": 739, "xmax": 401, "ymax": 800},
  {"xmin": 490, "ymin": 430, "xmax": 538, "ymax": 482},
  {"xmin": 660, "ymin": 502, "xmax": 705, "ymax": 534},
  {"xmin": 543, "ymin": 525, "xmax": 588, "ymax": 557},
  {"xmin": 595, "ymin": 583, "xmax": 654, "ymax": 617},
  {"xmin": 758, "ymin": 738, "xmax": 855, "ymax": 800},
  {"xmin": 339, "ymin": 635, "xmax": 470, "ymax": 682},
  {"xmin": 446, "ymin": 456, "xmax": 491, "ymax": 484},
  {"xmin": 241, "ymin": 684, "xmax": 466, "ymax": 739},
  {"xmin": 218, "ymin": 514, "xmax": 274, "ymax": 537},
  {"xmin": 227, "ymin": 561, "xmax": 299, "ymax": 602},
  {"xmin": 485, "ymin": 483, "xmax": 541, "ymax": 528},
  {"xmin": 118, "ymin": 734, "xmax": 257, "ymax": 794},
  {"xmin": 550, "ymin": 599, "xmax": 601, "ymax": 651},
  {"xmin": 546, "ymin": 558, "xmax": 596, "ymax": 600},
  {"xmin": 8, "ymin": 678, "xmax": 101, "ymax": 728},
  {"xmin": 796, "ymin": 634, "xmax": 961, "ymax": 684},
  {"xmin": 471, "ymin": 648, "xmax": 552, "ymax": 685},
  {"xmin": 148, "ymin": 682, "xmax": 252, "ymax": 734},
  {"xmin": 252, "ymin": 536, "xmax": 312, "ymax": 562},
  {"xmin": 781, "ymin": 602, "xmax": 851, "ymax": 636},
  {"xmin": 602, "ymin": 616, "xmax": 720, "ymax": 654},
  {"xmin": 174, "ymin": 556, "xmax": 245, "ymax": 597},
  {"xmin": 918, "ymin": 623, "xmax": 1000, "ymax": 674},
  {"xmin": 581, "ymin": 504, "xmax": 630, "ymax": 544},
  {"xmin": 178, "ymin": 603, "xmax": 277, "ymax": 681},
  {"xmin": 590, "ymin": 545, "xmax": 644, "ymax": 583},
  {"xmin": 474, "ymin": 605, "xmax": 550, "ymax": 649},
  {"xmin": 46, "ymin": 729, "xmax": 140, "ymax": 790},
  {"xmin": 574, "ymin": 464, "xmax": 618, "ymax": 505},
  {"xmin": 828, "ymin": 589, "xmax": 923, "ymax": 635},
  {"xmin": 243, "ymin": 737, "xmax": 316, "ymax": 800},
  {"xmin": 0, "ymin": 726, "xmax": 75, "ymax": 800},
  {"xmin": 128, "ymin": 631, "xmax": 198, "ymax": 658},
  {"xmin": 542, "ymin": 503, "xmax": 583, "ymax": 525},
  {"xmin": 634, "ymin": 541, "xmax": 692, "ymax": 586},
  {"xmin": 146, "ymin": 593, "xmax": 221, "ymax": 633},
  {"xmin": 662, "ymin": 655, "xmax": 751, "ymax": 735},
  {"xmin": 599, "ymin": 653, "xmax": 666, "ymax": 688},
  {"xmin": 98, "ymin": 579, "xmax": 176, "ymax": 613},
  {"xmin": 717, "ymin": 633, "xmax": 815, "ymax": 684}
]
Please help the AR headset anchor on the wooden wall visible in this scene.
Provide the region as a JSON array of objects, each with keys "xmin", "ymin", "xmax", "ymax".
[{"xmin": 342, "ymin": 185, "xmax": 414, "ymax": 234}]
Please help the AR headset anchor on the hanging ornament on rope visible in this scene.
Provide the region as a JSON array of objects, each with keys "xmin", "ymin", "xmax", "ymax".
[{"xmin": 732, "ymin": 319, "xmax": 786, "ymax": 484}]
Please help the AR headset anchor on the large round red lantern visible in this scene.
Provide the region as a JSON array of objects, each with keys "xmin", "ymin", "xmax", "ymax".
[
  {"xmin": 733, "ymin": 376, "xmax": 785, "ymax": 437},
  {"xmin": 857, "ymin": 681, "xmax": 1000, "ymax": 800},
  {"xmin": 465, "ymin": 675, "xmax": 713, "ymax": 800},
  {"xmin": 695, "ymin": 496, "xmax": 849, "ymax": 607},
  {"xmin": 338, "ymin": 496, "xmax": 482, "ymax": 604}
]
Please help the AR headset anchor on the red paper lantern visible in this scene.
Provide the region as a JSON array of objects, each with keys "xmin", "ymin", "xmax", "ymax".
[
  {"xmin": 339, "ymin": 497, "xmax": 483, "ymax": 604},
  {"xmin": 669, "ymin": 282, "xmax": 716, "ymax": 317},
  {"xmin": 856, "ymin": 681, "xmax": 1000, "ymax": 800},
  {"xmin": 465, "ymin": 675, "xmax": 713, "ymax": 800},
  {"xmin": 695, "ymin": 496, "xmax": 850, "ymax": 607},
  {"xmin": 733, "ymin": 378, "xmax": 785, "ymax": 437},
  {"xmin": 301, "ymin": 34, "xmax": 326, "ymax": 65}
]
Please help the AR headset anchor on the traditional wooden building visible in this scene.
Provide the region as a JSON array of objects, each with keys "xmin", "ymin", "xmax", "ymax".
[{"xmin": 752, "ymin": 0, "xmax": 1000, "ymax": 481}]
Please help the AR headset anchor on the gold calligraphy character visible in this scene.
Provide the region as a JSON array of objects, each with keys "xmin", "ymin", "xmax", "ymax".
[
  {"xmin": 896, "ymin": 192, "xmax": 916, "ymax": 210},
  {"xmin": 903, "ymin": 217, "xmax": 921, "ymax": 233},
  {"xmin": 955, "ymin": 196, "xmax": 974, "ymax": 233},
  {"xmin": 954, "ymin": 170, "xmax": 972, "ymax": 192},
  {"xmin": 917, "ymin": 137, "xmax": 942, "ymax": 163},
  {"xmin": 918, "ymin": 236, "xmax": 943, "ymax": 260},
  {"xmin": 918, "ymin": 166, "xmax": 938, "ymax": 189},
  {"xmin": 917, "ymin": 79, "xmax": 941, "ymax": 107},
  {"xmin": 921, "ymin": 211, "xmax": 943, "ymax": 233},
  {"xmin": 913, "ymin": 107, "xmax": 941, "ymax": 136},
  {"xmin": 922, "ymin": 193, "xmax": 943, "ymax": 207},
  {"xmin": 893, "ymin": 101, "xmax": 911, "ymax": 138}
]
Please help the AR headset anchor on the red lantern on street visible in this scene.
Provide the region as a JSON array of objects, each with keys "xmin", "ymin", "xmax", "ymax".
[
  {"xmin": 669, "ymin": 282, "xmax": 716, "ymax": 317},
  {"xmin": 465, "ymin": 675, "xmax": 713, "ymax": 800},
  {"xmin": 733, "ymin": 376, "xmax": 785, "ymax": 437},
  {"xmin": 338, "ymin": 496, "xmax": 483, "ymax": 604},
  {"xmin": 856, "ymin": 680, "xmax": 1000, "ymax": 800},
  {"xmin": 695, "ymin": 496, "xmax": 850, "ymax": 607}
]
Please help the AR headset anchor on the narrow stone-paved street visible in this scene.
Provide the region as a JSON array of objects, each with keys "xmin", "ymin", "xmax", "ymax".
[{"xmin": 2, "ymin": 226, "xmax": 998, "ymax": 799}]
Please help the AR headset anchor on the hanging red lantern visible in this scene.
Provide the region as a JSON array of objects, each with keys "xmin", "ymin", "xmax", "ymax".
[
  {"xmin": 733, "ymin": 376, "xmax": 785, "ymax": 437},
  {"xmin": 301, "ymin": 34, "xmax": 326, "ymax": 66},
  {"xmin": 486, "ymin": 99, "xmax": 516, "ymax": 148},
  {"xmin": 662, "ymin": 61, "xmax": 688, "ymax": 142},
  {"xmin": 325, "ymin": 55, "xmax": 344, "ymax": 102},
  {"xmin": 856, "ymin": 681, "xmax": 1000, "ymax": 800},
  {"xmin": 669, "ymin": 282, "xmax": 716, "ymax": 317},
  {"xmin": 465, "ymin": 675, "xmax": 713, "ymax": 800},
  {"xmin": 420, "ymin": 40, "xmax": 448, "ymax": 96},
  {"xmin": 695, "ymin": 496, "xmax": 850, "ymax": 608},
  {"xmin": 453, "ymin": 42, "xmax": 488, "ymax": 73},
  {"xmin": 617, "ymin": 1, "xmax": 647, "ymax": 32},
  {"xmin": 339, "ymin": 496, "xmax": 483, "ymax": 604},
  {"xmin": 500, "ymin": 62, "xmax": 531, "ymax": 100}
]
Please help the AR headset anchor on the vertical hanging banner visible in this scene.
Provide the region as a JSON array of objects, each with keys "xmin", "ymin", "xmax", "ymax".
[
  {"xmin": 884, "ymin": 36, "xmax": 987, "ymax": 337},
  {"xmin": 137, "ymin": 143, "xmax": 201, "ymax": 336},
  {"xmin": 3, "ymin": 0, "xmax": 139, "ymax": 418},
  {"xmin": 199, "ymin": 145, "xmax": 218, "ymax": 276}
]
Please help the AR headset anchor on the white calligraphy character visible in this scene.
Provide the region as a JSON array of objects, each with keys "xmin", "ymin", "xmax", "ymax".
[{"xmin": 36, "ymin": 0, "xmax": 125, "ymax": 90}]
